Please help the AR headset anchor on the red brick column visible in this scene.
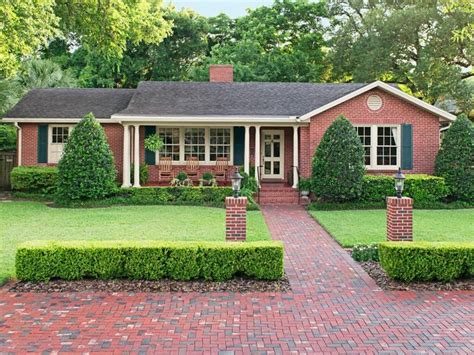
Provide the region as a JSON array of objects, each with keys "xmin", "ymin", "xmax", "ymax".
[
  {"xmin": 225, "ymin": 197, "xmax": 248, "ymax": 241},
  {"xmin": 387, "ymin": 197, "xmax": 413, "ymax": 241}
]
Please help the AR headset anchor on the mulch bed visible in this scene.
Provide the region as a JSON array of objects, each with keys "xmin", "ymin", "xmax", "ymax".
[
  {"xmin": 8, "ymin": 276, "xmax": 292, "ymax": 293},
  {"xmin": 359, "ymin": 260, "xmax": 474, "ymax": 291}
]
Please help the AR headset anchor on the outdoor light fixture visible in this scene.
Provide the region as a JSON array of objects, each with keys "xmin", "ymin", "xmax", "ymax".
[
  {"xmin": 394, "ymin": 167, "xmax": 406, "ymax": 198},
  {"xmin": 231, "ymin": 170, "xmax": 243, "ymax": 198}
]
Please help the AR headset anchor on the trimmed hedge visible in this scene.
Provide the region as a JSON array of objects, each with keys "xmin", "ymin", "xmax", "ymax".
[
  {"xmin": 60, "ymin": 187, "xmax": 259, "ymax": 210},
  {"xmin": 16, "ymin": 240, "xmax": 284, "ymax": 282},
  {"xmin": 379, "ymin": 242, "xmax": 474, "ymax": 282},
  {"xmin": 11, "ymin": 166, "xmax": 58, "ymax": 194},
  {"xmin": 361, "ymin": 174, "xmax": 447, "ymax": 203}
]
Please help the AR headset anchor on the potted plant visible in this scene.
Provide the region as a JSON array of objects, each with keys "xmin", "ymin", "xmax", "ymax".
[
  {"xmin": 200, "ymin": 172, "xmax": 217, "ymax": 187},
  {"xmin": 298, "ymin": 178, "xmax": 312, "ymax": 197},
  {"xmin": 171, "ymin": 171, "xmax": 193, "ymax": 187},
  {"xmin": 144, "ymin": 134, "xmax": 164, "ymax": 153}
]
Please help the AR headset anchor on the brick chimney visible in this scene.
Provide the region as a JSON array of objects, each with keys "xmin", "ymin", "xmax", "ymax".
[{"xmin": 209, "ymin": 64, "xmax": 233, "ymax": 82}]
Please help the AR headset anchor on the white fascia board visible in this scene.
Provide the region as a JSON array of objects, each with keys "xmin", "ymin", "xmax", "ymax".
[
  {"xmin": 298, "ymin": 81, "xmax": 456, "ymax": 122},
  {"xmin": 112, "ymin": 115, "xmax": 305, "ymax": 125},
  {"xmin": 1, "ymin": 118, "xmax": 117, "ymax": 123}
]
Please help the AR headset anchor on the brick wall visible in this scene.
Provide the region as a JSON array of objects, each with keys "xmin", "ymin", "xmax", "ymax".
[
  {"xmin": 300, "ymin": 89, "xmax": 441, "ymax": 178},
  {"xmin": 19, "ymin": 123, "xmax": 38, "ymax": 166},
  {"xmin": 103, "ymin": 123, "xmax": 124, "ymax": 181},
  {"xmin": 19, "ymin": 122, "xmax": 125, "ymax": 181}
]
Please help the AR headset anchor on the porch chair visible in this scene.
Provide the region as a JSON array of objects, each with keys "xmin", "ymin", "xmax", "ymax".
[
  {"xmin": 158, "ymin": 156, "xmax": 173, "ymax": 182},
  {"xmin": 186, "ymin": 156, "xmax": 200, "ymax": 180},
  {"xmin": 215, "ymin": 156, "xmax": 229, "ymax": 182}
]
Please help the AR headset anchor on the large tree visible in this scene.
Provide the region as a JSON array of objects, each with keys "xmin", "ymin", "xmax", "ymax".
[
  {"xmin": 0, "ymin": 0, "xmax": 172, "ymax": 80},
  {"xmin": 328, "ymin": 0, "xmax": 473, "ymax": 112},
  {"xmin": 0, "ymin": 0, "xmax": 59, "ymax": 78},
  {"xmin": 191, "ymin": 0, "xmax": 329, "ymax": 82},
  {"xmin": 46, "ymin": 8, "xmax": 209, "ymax": 88}
]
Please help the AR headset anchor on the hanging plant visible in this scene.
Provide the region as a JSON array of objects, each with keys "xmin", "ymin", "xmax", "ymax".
[{"xmin": 144, "ymin": 134, "xmax": 164, "ymax": 152}]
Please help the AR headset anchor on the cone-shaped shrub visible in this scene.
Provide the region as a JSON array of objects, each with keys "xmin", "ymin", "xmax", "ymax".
[
  {"xmin": 312, "ymin": 115, "xmax": 365, "ymax": 202},
  {"xmin": 435, "ymin": 114, "xmax": 474, "ymax": 201},
  {"xmin": 56, "ymin": 113, "xmax": 116, "ymax": 201}
]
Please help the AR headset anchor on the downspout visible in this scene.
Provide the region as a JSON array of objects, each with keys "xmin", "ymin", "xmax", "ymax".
[{"xmin": 14, "ymin": 122, "xmax": 22, "ymax": 166}]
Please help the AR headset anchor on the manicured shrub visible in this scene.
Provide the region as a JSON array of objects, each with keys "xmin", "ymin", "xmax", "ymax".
[
  {"xmin": 16, "ymin": 240, "xmax": 284, "ymax": 282},
  {"xmin": 435, "ymin": 114, "xmax": 474, "ymax": 202},
  {"xmin": 360, "ymin": 174, "xmax": 447, "ymax": 203},
  {"xmin": 312, "ymin": 115, "xmax": 365, "ymax": 202},
  {"xmin": 352, "ymin": 244, "xmax": 379, "ymax": 262},
  {"xmin": 379, "ymin": 242, "xmax": 474, "ymax": 282},
  {"xmin": 10, "ymin": 166, "xmax": 58, "ymax": 194},
  {"xmin": 56, "ymin": 113, "xmax": 116, "ymax": 201}
]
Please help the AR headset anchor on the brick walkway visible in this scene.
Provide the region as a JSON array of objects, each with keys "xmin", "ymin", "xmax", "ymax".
[{"xmin": 0, "ymin": 206, "xmax": 473, "ymax": 353}]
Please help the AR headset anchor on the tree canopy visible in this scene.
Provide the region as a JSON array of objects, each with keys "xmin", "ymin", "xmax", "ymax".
[{"xmin": 0, "ymin": 0, "xmax": 472, "ymax": 115}]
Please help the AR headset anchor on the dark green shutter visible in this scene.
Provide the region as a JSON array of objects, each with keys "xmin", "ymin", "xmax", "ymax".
[
  {"xmin": 401, "ymin": 124, "xmax": 413, "ymax": 170},
  {"xmin": 144, "ymin": 126, "xmax": 156, "ymax": 165},
  {"xmin": 37, "ymin": 124, "xmax": 48, "ymax": 163},
  {"xmin": 233, "ymin": 127, "xmax": 245, "ymax": 165}
]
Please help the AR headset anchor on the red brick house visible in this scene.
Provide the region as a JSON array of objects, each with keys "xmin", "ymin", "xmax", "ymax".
[{"xmin": 3, "ymin": 65, "xmax": 455, "ymax": 201}]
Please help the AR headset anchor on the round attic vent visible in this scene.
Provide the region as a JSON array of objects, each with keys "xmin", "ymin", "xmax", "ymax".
[{"xmin": 367, "ymin": 95, "xmax": 383, "ymax": 111}]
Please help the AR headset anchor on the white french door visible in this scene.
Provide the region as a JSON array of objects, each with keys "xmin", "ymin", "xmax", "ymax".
[{"xmin": 261, "ymin": 130, "xmax": 284, "ymax": 179}]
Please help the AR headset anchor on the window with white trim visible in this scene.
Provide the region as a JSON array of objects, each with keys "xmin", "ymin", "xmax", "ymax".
[
  {"xmin": 158, "ymin": 128, "xmax": 180, "ymax": 161},
  {"xmin": 49, "ymin": 125, "xmax": 72, "ymax": 163},
  {"xmin": 209, "ymin": 128, "xmax": 231, "ymax": 161},
  {"xmin": 184, "ymin": 128, "xmax": 206, "ymax": 161},
  {"xmin": 377, "ymin": 127, "xmax": 398, "ymax": 166},
  {"xmin": 355, "ymin": 125, "xmax": 400, "ymax": 169},
  {"xmin": 356, "ymin": 126, "xmax": 372, "ymax": 166}
]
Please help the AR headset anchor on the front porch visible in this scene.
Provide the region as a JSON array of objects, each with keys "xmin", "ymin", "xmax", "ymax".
[{"xmin": 120, "ymin": 124, "xmax": 304, "ymax": 189}]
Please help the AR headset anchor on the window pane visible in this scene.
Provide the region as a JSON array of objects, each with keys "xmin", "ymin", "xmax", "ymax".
[
  {"xmin": 209, "ymin": 128, "xmax": 231, "ymax": 161},
  {"xmin": 355, "ymin": 126, "xmax": 372, "ymax": 166},
  {"xmin": 159, "ymin": 128, "xmax": 180, "ymax": 161},
  {"xmin": 376, "ymin": 127, "xmax": 398, "ymax": 166}
]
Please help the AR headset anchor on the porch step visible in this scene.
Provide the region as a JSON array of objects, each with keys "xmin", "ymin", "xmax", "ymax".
[{"xmin": 258, "ymin": 183, "xmax": 301, "ymax": 205}]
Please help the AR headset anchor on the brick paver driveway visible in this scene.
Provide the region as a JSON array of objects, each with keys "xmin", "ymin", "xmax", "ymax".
[{"xmin": 0, "ymin": 206, "xmax": 473, "ymax": 353}]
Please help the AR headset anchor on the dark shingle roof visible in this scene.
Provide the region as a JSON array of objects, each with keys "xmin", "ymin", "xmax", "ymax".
[
  {"xmin": 117, "ymin": 82, "xmax": 367, "ymax": 117},
  {"xmin": 4, "ymin": 88, "xmax": 135, "ymax": 119}
]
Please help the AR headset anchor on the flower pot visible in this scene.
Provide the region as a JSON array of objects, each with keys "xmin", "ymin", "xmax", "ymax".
[{"xmin": 300, "ymin": 190, "xmax": 310, "ymax": 197}]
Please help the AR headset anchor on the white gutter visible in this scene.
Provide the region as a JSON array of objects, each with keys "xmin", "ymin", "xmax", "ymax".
[
  {"xmin": 14, "ymin": 122, "xmax": 22, "ymax": 166},
  {"xmin": 2, "ymin": 118, "xmax": 114, "ymax": 123}
]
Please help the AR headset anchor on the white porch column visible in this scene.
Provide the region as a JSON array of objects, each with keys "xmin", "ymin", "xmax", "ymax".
[
  {"xmin": 14, "ymin": 123, "xmax": 22, "ymax": 166},
  {"xmin": 133, "ymin": 125, "xmax": 140, "ymax": 187},
  {"xmin": 254, "ymin": 126, "xmax": 261, "ymax": 184},
  {"xmin": 292, "ymin": 125, "xmax": 299, "ymax": 189},
  {"xmin": 244, "ymin": 125, "xmax": 250, "ymax": 174},
  {"xmin": 121, "ymin": 124, "xmax": 131, "ymax": 188}
]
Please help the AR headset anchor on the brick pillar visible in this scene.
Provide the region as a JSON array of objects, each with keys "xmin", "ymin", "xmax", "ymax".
[
  {"xmin": 387, "ymin": 197, "xmax": 413, "ymax": 241},
  {"xmin": 225, "ymin": 197, "xmax": 248, "ymax": 241}
]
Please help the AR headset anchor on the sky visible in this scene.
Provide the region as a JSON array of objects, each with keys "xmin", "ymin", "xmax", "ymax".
[{"xmin": 169, "ymin": 0, "xmax": 274, "ymax": 17}]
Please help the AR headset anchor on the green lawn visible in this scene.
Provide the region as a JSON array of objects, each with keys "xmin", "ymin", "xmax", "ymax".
[
  {"xmin": 0, "ymin": 201, "xmax": 271, "ymax": 283},
  {"xmin": 310, "ymin": 209, "xmax": 474, "ymax": 247}
]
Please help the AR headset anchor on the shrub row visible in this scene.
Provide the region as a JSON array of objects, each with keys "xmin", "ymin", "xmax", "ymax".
[
  {"xmin": 16, "ymin": 241, "xmax": 284, "ymax": 282},
  {"xmin": 360, "ymin": 174, "xmax": 447, "ymax": 203},
  {"xmin": 11, "ymin": 166, "xmax": 58, "ymax": 194},
  {"xmin": 379, "ymin": 242, "xmax": 474, "ymax": 282}
]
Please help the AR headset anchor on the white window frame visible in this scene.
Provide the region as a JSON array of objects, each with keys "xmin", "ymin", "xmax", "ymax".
[
  {"xmin": 154, "ymin": 127, "xmax": 234, "ymax": 165},
  {"xmin": 48, "ymin": 124, "xmax": 74, "ymax": 164},
  {"xmin": 354, "ymin": 124, "xmax": 401, "ymax": 170}
]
